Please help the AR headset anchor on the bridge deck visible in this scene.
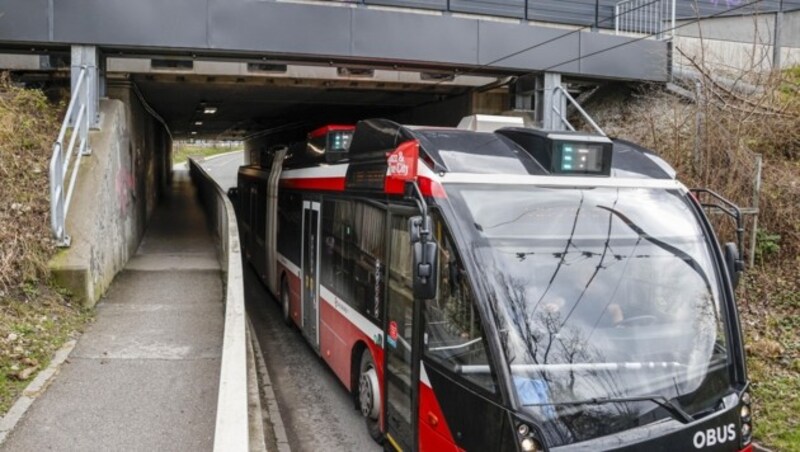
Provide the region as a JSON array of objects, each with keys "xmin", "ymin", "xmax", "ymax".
[{"xmin": 3, "ymin": 171, "xmax": 223, "ymax": 451}]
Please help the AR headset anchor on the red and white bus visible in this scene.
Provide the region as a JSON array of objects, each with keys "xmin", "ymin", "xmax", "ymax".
[{"xmin": 237, "ymin": 116, "xmax": 753, "ymax": 452}]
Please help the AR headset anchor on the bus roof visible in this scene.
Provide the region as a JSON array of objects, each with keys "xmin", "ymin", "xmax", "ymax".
[{"xmin": 346, "ymin": 119, "xmax": 677, "ymax": 181}]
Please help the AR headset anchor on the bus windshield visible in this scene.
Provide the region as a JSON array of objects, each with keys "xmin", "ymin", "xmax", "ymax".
[{"xmin": 447, "ymin": 185, "xmax": 731, "ymax": 427}]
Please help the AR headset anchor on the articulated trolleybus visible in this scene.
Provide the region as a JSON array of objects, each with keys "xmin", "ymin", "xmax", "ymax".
[{"xmin": 237, "ymin": 116, "xmax": 752, "ymax": 452}]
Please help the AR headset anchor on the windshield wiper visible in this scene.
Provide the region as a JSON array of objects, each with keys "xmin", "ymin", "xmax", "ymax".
[
  {"xmin": 596, "ymin": 205, "xmax": 714, "ymax": 295},
  {"xmin": 548, "ymin": 395, "xmax": 694, "ymax": 424}
]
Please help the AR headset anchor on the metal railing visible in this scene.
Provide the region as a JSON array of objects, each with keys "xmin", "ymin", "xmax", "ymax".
[
  {"xmin": 551, "ymin": 85, "xmax": 607, "ymax": 136},
  {"xmin": 50, "ymin": 66, "xmax": 92, "ymax": 246},
  {"xmin": 615, "ymin": 0, "xmax": 675, "ymax": 40}
]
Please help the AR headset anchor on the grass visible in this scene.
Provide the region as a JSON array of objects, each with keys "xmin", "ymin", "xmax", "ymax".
[
  {"xmin": 0, "ymin": 290, "xmax": 92, "ymax": 413},
  {"xmin": 0, "ymin": 75, "xmax": 91, "ymax": 415},
  {"xmin": 172, "ymin": 142, "xmax": 242, "ymax": 164},
  {"xmin": 741, "ymin": 266, "xmax": 800, "ymax": 450}
]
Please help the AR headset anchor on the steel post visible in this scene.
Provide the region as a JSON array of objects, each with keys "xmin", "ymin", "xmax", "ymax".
[
  {"xmin": 70, "ymin": 45, "xmax": 100, "ymax": 129},
  {"xmin": 537, "ymin": 73, "xmax": 564, "ymax": 130}
]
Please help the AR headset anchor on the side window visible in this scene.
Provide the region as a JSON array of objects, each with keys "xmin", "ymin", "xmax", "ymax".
[
  {"xmin": 321, "ymin": 199, "xmax": 354, "ymax": 304},
  {"xmin": 352, "ymin": 202, "xmax": 386, "ymax": 320},
  {"xmin": 255, "ymin": 184, "xmax": 266, "ymax": 241},
  {"xmin": 321, "ymin": 200, "xmax": 385, "ymax": 322},
  {"xmin": 424, "ymin": 213, "xmax": 496, "ymax": 394},
  {"xmin": 277, "ymin": 191, "xmax": 302, "ymax": 265}
]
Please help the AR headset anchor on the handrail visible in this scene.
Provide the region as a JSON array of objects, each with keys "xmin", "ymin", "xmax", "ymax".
[
  {"xmin": 50, "ymin": 65, "xmax": 92, "ymax": 246},
  {"xmin": 551, "ymin": 85, "xmax": 607, "ymax": 136},
  {"xmin": 615, "ymin": 0, "xmax": 675, "ymax": 40}
]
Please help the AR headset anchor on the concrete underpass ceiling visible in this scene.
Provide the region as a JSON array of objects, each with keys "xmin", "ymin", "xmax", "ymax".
[{"xmin": 130, "ymin": 75, "xmax": 479, "ymax": 140}]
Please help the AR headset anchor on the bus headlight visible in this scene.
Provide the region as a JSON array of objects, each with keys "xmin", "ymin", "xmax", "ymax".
[
  {"xmin": 516, "ymin": 423, "xmax": 544, "ymax": 452},
  {"xmin": 741, "ymin": 422, "xmax": 751, "ymax": 438},
  {"xmin": 740, "ymin": 390, "xmax": 753, "ymax": 445},
  {"xmin": 520, "ymin": 437, "xmax": 543, "ymax": 452},
  {"xmin": 740, "ymin": 405, "xmax": 751, "ymax": 422},
  {"xmin": 740, "ymin": 391, "xmax": 751, "ymax": 406}
]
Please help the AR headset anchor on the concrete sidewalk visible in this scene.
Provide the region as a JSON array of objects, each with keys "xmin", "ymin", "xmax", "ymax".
[{"xmin": 2, "ymin": 172, "xmax": 224, "ymax": 451}]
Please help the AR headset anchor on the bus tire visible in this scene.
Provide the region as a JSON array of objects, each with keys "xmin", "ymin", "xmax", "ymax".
[
  {"xmin": 280, "ymin": 277, "xmax": 292, "ymax": 327},
  {"xmin": 358, "ymin": 351, "xmax": 383, "ymax": 443}
]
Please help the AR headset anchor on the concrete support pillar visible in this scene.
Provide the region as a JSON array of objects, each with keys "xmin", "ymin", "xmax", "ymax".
[
  {"xmin": 536, "ymin": 72, "xmax": 566, "ymax": 130},
  {"xmin": 70, "ymin": 45, "xmax": 101, "ymax": 129}
]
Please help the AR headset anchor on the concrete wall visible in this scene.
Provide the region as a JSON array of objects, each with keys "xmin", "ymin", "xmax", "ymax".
[
  {"xmin": 51, "ymin": 83, "xmax": 171, "ymax": 307},
  {"xmin": 674, "ymin": 10, "xmax": 800, "ymax": 72}
]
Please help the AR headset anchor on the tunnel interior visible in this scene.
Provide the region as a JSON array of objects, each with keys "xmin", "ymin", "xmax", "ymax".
[{"xmin": 127, "ymin": 64, "xmax": 509, "ymax": 143}]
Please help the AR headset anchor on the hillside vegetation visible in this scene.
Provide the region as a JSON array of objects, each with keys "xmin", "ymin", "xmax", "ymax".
[
  {"xmin": 0, "ymin": 76, "xmax": 90, "ymax": 413},
  {"xmin": 585, "ymin": 67, "xmax": 800, "ymax": 450}
]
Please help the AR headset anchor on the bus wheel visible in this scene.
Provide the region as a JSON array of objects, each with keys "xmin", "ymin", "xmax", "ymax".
[
  {"xmin": 359, "ymin": 351, "xmax": 383, "ymax": 443},
  {"xmin": 280, "ymin": 278, "xmax": 292, "ymax": 327}
]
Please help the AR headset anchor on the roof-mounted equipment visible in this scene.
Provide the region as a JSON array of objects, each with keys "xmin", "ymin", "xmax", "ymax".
[
  {"xmin": 307, "ymin": 125, "xmax": 355, "ymax": 163},
  {"xmin": 457, "ymin": 114, "xmax": 525, "ymax": 133},
  {"xmin": 497, "ymin": 128, "xmax": 614, "ymax": 176}
]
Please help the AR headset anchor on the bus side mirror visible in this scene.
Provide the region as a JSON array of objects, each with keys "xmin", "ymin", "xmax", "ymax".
[
  {"xmin": 724, "ymin": 242, "xmax": 744, "ymax": 288},
  {"xmin": 410, "ymin": 216, "xmax": 438, "ymax": 300}
]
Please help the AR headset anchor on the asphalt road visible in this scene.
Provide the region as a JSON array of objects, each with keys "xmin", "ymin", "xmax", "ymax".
[
  {"xmin": 203, "ymin": 153, "xmax": 380, "ymax": 452},
  {"xmin": 199, "ymin": 150, "xmax": 243, "ymax": 192}
]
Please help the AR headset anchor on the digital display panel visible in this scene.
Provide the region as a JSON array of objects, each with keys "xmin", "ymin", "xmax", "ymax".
[
  {"xmin": 556, "ymin": 141, "xmax": 608, "ymax": 175},
  {"xmin": 328, "ymin": 131, "xmax": 353, "ymax": 153}
]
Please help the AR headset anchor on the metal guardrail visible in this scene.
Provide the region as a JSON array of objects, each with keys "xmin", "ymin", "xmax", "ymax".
[
  {"xmin": 187, "ymin": 159, "xmax": 249, "ymax": 452},
  {"xmin": 615, "ymin": 0, "xmax": 675, "ymax": 40},
  {"xmin": 552, "ymin": 85, "xmax": 607, "ymax": 136},
  {"xmin": 49, "ymin": 65, "xmax": 92, "ymax": 247}
]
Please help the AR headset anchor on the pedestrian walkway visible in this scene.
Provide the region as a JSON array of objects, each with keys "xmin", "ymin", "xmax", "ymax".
[{"xmin": 2, "ymin": 172, "xmax": 224, "ymax": 451}]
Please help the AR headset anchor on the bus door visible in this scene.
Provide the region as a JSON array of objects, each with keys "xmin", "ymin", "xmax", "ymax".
[
  {"xmin": 301, "ymin": 200, "xmax": 321, "ymax": 350},
  {"xmin": 384, "ymin": 213, "xmax": 421, "ymax": 451}
]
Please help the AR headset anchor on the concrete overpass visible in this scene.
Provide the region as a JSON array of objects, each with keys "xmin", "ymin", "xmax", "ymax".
[{"xmin": 0, "ymin": 0, "xmax": 677, "ymax": 143}]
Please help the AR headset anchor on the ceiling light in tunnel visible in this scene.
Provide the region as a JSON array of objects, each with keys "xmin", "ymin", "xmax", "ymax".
[
  {"xmin": 421, "ymin": 72, "xmax": 455, "ymax": 82},
  {"xmin": 203, "ymin": 107, "xmax": 218, "ymax": 115},
  {"xmin": 337, "ymin": 67, "xmax": 374, "ymax": 78},
  {"xmin": 190, "ymin": 131, "xmax": 198, "ymax": 135},
  {"xmin": 194, "ymin": 121, "xmax": 203, "ymax": 126}
]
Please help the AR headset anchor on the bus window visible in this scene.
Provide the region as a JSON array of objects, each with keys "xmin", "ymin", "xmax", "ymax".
[
  {"xmin": 277, "ymin": 191, "xmax": 302, "ymax": 266},
  {"xmin": 353, "ymin": 202, "xmax": 385, "ymax": 320},
  {"xmin": 256, "ymin": 185, "xmax": 266, "ymax": 242},
  {"xmin": 424, "ymin": 213, "xmax": 496, "ymax": 394},
  {"xmin": 321, "ymin": 200, "xmax": 385, "ymax": 322},
  {"xmin": 321, "ymin": 199, "xmax": 354, "ymax": 302}
]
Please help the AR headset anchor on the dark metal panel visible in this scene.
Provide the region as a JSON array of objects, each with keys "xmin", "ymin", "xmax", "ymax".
[
  {"xmin": 449, "ymin": 0, "xmax": 525, "ymax": 19},
  {"xmin": 364, "ymin": 0, "xmax": 447, "ymax": 11},
  {"xmin": 477, "ymin": 21, "xmax": 581, "ymax": 73},
  {"xmin": 351, "ymin": 9, "xmax": 478, "ymax": 65},
  {"xmin": 528, "ymin": 0, "xmax": 615, "ymax": 28},
  {"xmin": 53, "ymin": 0, "xmax": 207, "ymax": 48},
  {"xmin": 0, "ymin": 0, "xmax": 50, "ymax": 42},
  {"xmin": 675, "ymin": 0, "xmax": 783, "ymax": 19},
  {"xmin": 579, "ymin": 32, "xmax": 666, "ymax": 80},
  {"xmin": 208, "ymin": 0, "xmax": 352, "ymax": 55}
]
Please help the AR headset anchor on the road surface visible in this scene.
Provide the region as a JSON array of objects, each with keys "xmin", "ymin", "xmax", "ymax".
[{"xmin": 200, "ymin": 150, "xmax": 244, "ymax": 191}]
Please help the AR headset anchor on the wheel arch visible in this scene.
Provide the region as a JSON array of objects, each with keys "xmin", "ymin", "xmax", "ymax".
[{"xmin": 351, "ymin": 340, "xmax": 369, "ymax": 409}]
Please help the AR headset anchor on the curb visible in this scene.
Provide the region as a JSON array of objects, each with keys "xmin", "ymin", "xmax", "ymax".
[
  {"xmin": 246, "ymin": 323, "xmax": 268, "ymax": 452},
  {"xmin": 249, "ymin": 320, "xmax": 291, "ymax": 452},
  {"xmin": 0, "ymin": 339, "xmax": 78, "ymax": 446}
]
